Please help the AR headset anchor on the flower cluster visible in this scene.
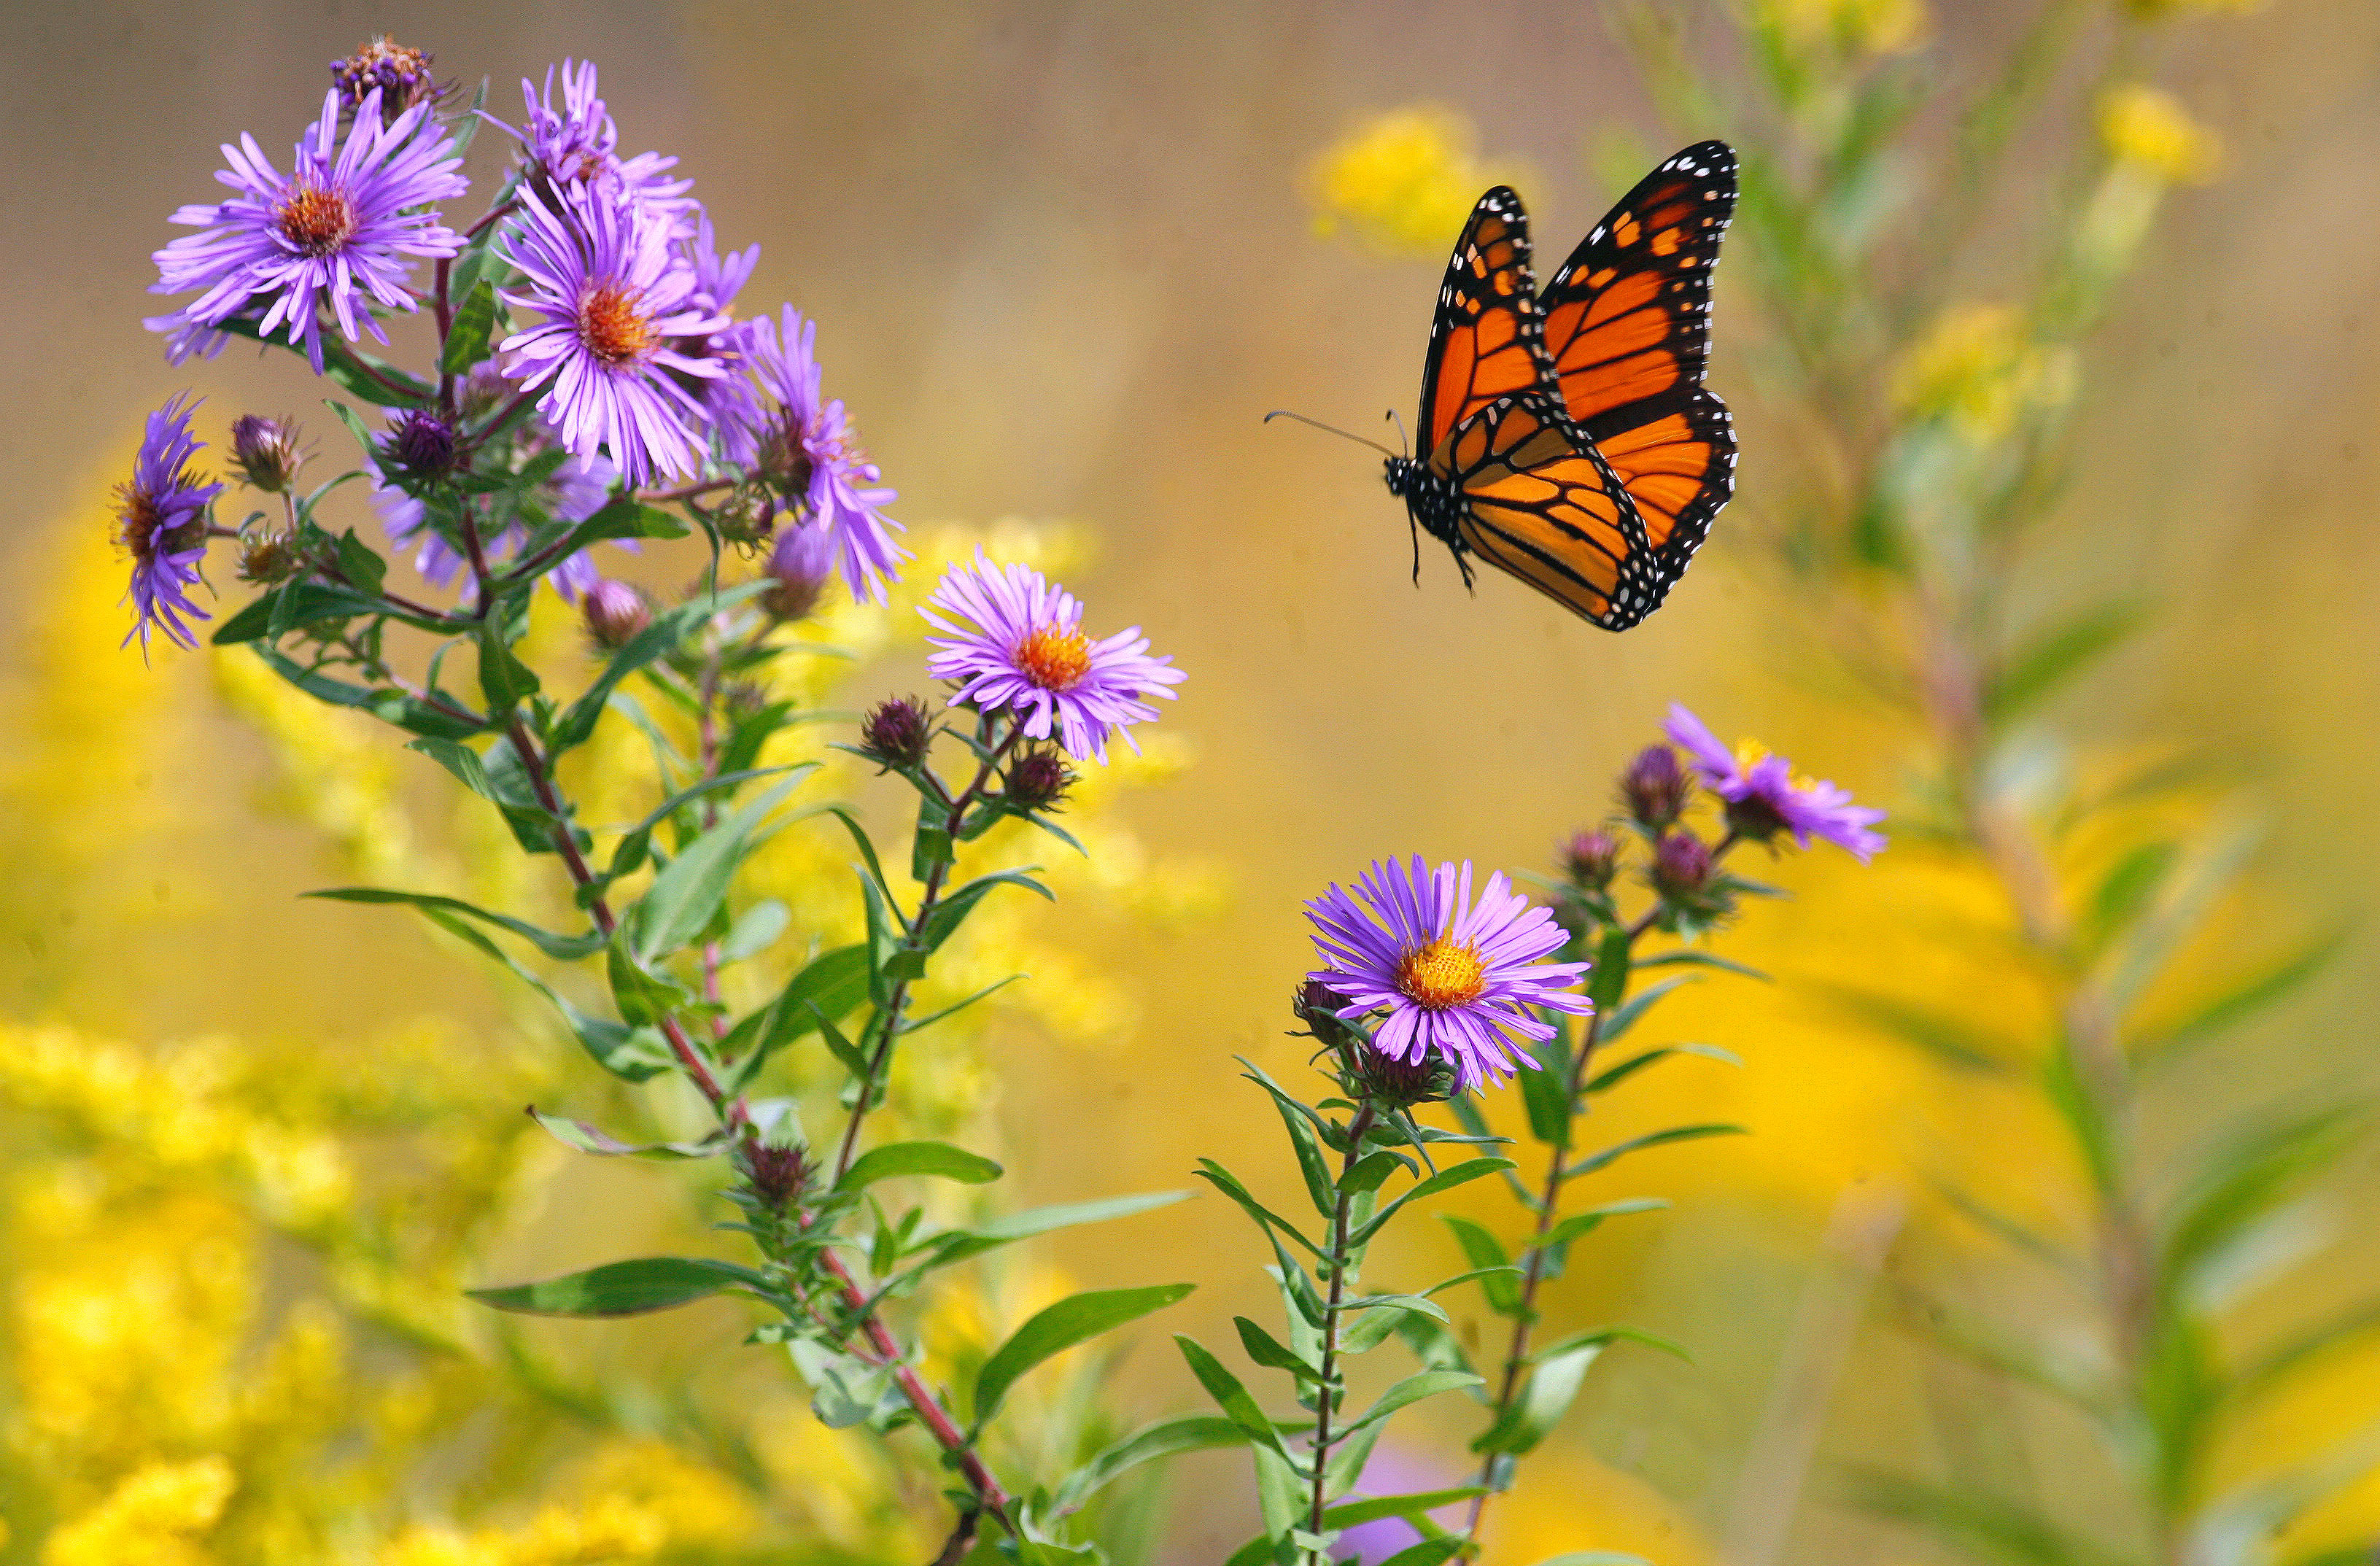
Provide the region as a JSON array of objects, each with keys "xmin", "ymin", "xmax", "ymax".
[{"xmin": 117, "ymin": 41, "xmax": 912, "ymax": 650}]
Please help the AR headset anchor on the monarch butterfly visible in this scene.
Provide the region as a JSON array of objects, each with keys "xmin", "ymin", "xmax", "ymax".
[{"xmin": 1379, "ymin": 143, "xmax": 1737, "ymax": 629}]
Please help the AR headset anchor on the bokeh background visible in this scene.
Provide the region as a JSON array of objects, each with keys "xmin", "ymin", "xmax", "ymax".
[{"xmin": 4, "ymin": 1, "xmax": 2377, "ymax": 1564}]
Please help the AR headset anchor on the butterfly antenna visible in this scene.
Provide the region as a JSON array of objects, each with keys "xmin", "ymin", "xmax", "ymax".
[
  {"xmin": 1384, "ymin": 408, "xmax": 1410, "ymax": 457},
  {"xmin": 1263, "ymin": 409, "xmax": 1398, "ymax": 459}
]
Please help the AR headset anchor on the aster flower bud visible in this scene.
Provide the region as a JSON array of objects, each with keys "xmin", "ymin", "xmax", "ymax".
[
  {"xmin": 1620, "ymin": 744, "xmax": 1691, "ymax": 832},
  {"xmin": 762, "ymin": 520, "xmax": 835, "ymax": 621},
  {"xmin": 1562, "ymin": 829, "xmax": 1621, "ymax": 891},
  {"xmin": 721, "ymin": 680, "xmax": 772, "ymax": 722},
  {"xmin": 1003, "ymin": 743, "xmax": 1079, "ymax": 814},
  {"xmin": 581, "ymin": 578, "xmax": 652, "ymax": 650},
  {"xmin": 858, "ymin": 696, "xmax": 934, "ymax": 771},
  {"xmin": 330, "ymin": 36, "xmax": 453, "ymax": 125},
  {"xmin": 228, "ymin": 414, "xmax": 306, "ymax": 494},
  {"xmin": 741, "ymin": 1140, "xmax": 813, "ymax": 1211},
  {"xmin": 1351, "ymin": 1042, "xmax": 1460, "ymax": 1108},
  {"xmin": 381, "ymin": 408, "xmax": 460, "ymax": 481},
  {"xmin": 1651, "ymin": 831, "xmax": 1714, "ymax": 899}
]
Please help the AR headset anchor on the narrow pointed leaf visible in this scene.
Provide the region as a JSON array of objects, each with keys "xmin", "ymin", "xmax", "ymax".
[
  {"xmin": 467, "ymin": 1256, "xmax": 766, "ymax": 1317},
  {"xmin": 837, "ymin": 1140, "xmax": 1003, "ymax": 1193},
  {"xmin": 973, "ymin": 1283, "xmax": 1193, "ymax": 1422}
]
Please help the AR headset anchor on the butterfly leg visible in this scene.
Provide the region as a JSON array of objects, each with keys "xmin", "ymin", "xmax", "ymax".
[{"xmin": 1408, "ymin": 513, "xmax": 1423, "ymax": 587}]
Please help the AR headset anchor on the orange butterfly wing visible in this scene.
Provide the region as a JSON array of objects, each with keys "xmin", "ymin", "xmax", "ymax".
[
  {"xmin": 1438, "ymin": 392, "xmax": 1665, "ymax": 630},
  {"xmin": 1538, "ymin": 142, "xmax": 1737, "ymax": 575},
  {"xmin": 1417, "ymin": 187, "xmax": 1551, "ymax": 461}
]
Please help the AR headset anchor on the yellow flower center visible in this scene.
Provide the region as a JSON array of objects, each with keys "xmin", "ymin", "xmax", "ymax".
[
  {"xmin": 1396, "ymin": 935, "xmax": 1486, "ymax": 1010},
  {"xmin": 1015, "ymin": 624, "xmax": 1092, "ymax": 691},
  {"xmin": 276, "ymin": 184, "xmax": 358, "ymax": 256},
  {"xmin": 577, "ymin": 282, "xmax": 659, "ymax": 366}
]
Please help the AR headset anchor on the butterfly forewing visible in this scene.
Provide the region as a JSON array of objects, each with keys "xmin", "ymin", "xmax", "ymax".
[
  {"xmin": 1442, "ymin": 393, "xmax": 1660, "ymax": 630},
  {"xmin": 1538, "ymin": 142, "xmax": 1737, "ymax": 559},
  {"xmin": 1416, "ymin": 187, "xmax": 1549, "ymax": 460}
]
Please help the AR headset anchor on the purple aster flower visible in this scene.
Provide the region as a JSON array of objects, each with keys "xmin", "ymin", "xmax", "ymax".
[
  {"xmin": 147, "ymin": 88, "xmax": 465, "ymax": 373},
  {"xmin": 920, "ymin": 551, "xmax": 1184, "ymax": 762},
  {"xmin": 1304, "ymin": 856, "xmax": 1589, "ymax": 1093},
  {"xmin": 761, "ymin": 519, "xmax": 837, "ymax": 620},
  {"xmin": 497, "ymin": 183, "xmax": 729, "ymax": 486},
  {"xmin": 1665, "ymin": 703, "xmax": 1888, "ymax": 862},
  {"xmin": 716, "ymin": 307, "xmax": 907, "ymax": 602},
  {"xmin": 495, "ymin": 60, "xmax": 697, "ymax": 232},
  {"xmin": 112, "ymin": 394, "xmax": 223, "ymax": 653},
  {"xmin": 685, "ymin": 215, "xmax": 760, "ymax": 317}
]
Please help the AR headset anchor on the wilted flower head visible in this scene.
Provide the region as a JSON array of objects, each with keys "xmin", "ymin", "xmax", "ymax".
[
  {"xmin": 113, "ymin": 393, "xmax": 222, "ymax": 652},
  {"xmin": 1304, "ymin": 856, "xmax": 1589, "ymax": 1092},
  {"xmin": 1665, "ymin": 703, "xmax": 1888, "ymax": 861},
  {"xmin": 1620, "ymin": 743, "xmax": 1691, "ymax": 831},
  {"xmin": 857, "ymin": 696, "xmax": 934, "ymax": 771},
  {"xmin": 1003, "ymin": 743, "xmax": 1079, "ymax": 813},
  {"xmin": 330, "ymin": 36, "xmax": 451, "ymax": 124},
  {"xmin": 761, "ymin": 520, "xmax": 835, "ymax": 621},
  {"xmin": 228, "ymin": 414, "xmax": 306, "ymax": 493},
  {"xmin": 716, "ymin": 308, "xmax": 906, "ymax": 603},
  {"xmin": 147, "ymin": 88, "xmax": 466, "ymax": 372},
  {"xmin": 921, "ymin": 551, "xmax": 1184, "ymax": 762},
  {"xmin": 497, "ymin": 182, "xmax": 728, "ymax": 485},
  {"xmin": 581, "ymin": 578, "xmax": 651, "ymax": 650}
]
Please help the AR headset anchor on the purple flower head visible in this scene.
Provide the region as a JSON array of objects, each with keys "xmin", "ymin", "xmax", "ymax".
[
  {"xmin": 112, "ymin": 394, "xmax": 223, "ymax": 652},
  {"xmin": 1665, "ymin": 703, "xmax": 1888, "ymax": 862},
  {"xmin": 685, "ymin": 215, "xmax": 761, "ymax": 317},
  {"xmin": 1304, "ymin": 856, "xmax": 1589, "ymax": 1093},
  {"xmin": 717, "ymin": 308, "xmax": 907, "ymax": 602},
  {"xmin": 920, "ymin": 551, "xmax": 1184, "ymax": 762},
  {"xmin": 497, "ymin": 182, "xmax": 729, "ymax": 486},
  {"xmin": 497, "ymin": 60, "xmax": 697, "ymax": 233},
  {"xmin": 147, "ymin": 88, "xmax": 466, "ymax": 373},
  {"xmin": 373, "ymin": 434, "xmax": 624, "ymax": 602},
  {"xmin": 581, "ymin": 578, "xmax": 652, "ymax": 649}
]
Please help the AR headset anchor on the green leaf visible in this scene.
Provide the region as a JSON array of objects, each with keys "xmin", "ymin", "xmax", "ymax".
[
  {"xmin": 466, "ymin": 1256, "xmax": 765, "ymax": 1317},
  {"xmin": 1470, "ymin": 1342, "xmax": 1599, "ymax": 1454},
  {"xmin": 972, "ymin": 1283, "xmax": 1193, "ymax": 1424},
  {"xmin": 1174, "ymin": 1334, "xmax": 1290, "ymax": 1454},
  {"xmin": 1849, "ymin": 1470, "xmax": 2132, "ymax": 1566},
  {"xmin": 1982, "ymin": 600, "xmax": 2147, "ymax": 726},
  {"xmin": 1518, "ymin": 1022, "xmax": 1575, "ymax": 1146},
  {"xmin": 2135, "ymin": 930, "xmax": 2346, "ymax": 1066},
  {"xmin": 1234, "ymin": 1316, "xmax": 1323, "ymax": 1381},
  {"xmin": 1272, "ymin": 1090, "xmax": 1340, "ymax": 1220},
  {"xmin": 719, "ymin": 898, "xmax": 789, "ymax": 963},
  {"xmin": 1541, "ymin": 1198, "xmax": 1670, "ymax": 1249},
  {"xmin": 323, "ymin": 397, "xmax": 380, "ymax": 454},
  {"xmin": 476, "ymin": 621, "xmax": 541, "ymax": 716},
  {"xmin": 2083, "ymin": 840, "xmax": 2181, "ymax": 955},
  {"xmin": 607, "ymin": 929, "xmax": 692, "ymax": 1028},
  {"xmin": 1047, "ymin": 1415, "xmax": 1247, "ymax": 1516},
  {"xmin": 1194, "ymin": 1159, "xmax": 1324, "ymax": 1258},
  {"xmin": 1584, "ymin": 1044, "xmax": 1740, "ymax": 1095},
  {"xmin": 441, "ymin": 278, "xmax": 498, "ymax": 374},
  {"xmin": 1378, "ymin": 1543, "xmax": 1468, "ymax": 1566},
  {"xmin": 529, "ymin": 1109, "xmax": 726, "ymax": 1160},
  {"xmin": 1594, "ymin": 975, "xmax": 1695, "ymax": 1045},
  {"xmin": 1631, "ymin": 949, "xmax": 1769, "ymax": 981},
  {"xmin": 1530, "ymin": 1554, "xmax": 1652, "ymax": 1566},
  {"xmin": 1252, "ymin": 1440, "xmax": 1308, "ymax": 1542},
  {"xmin": 2161, "ymin": 1107, "xmax": 2363, "ymax": 1294},
  {"xmin": 547, "ymin": 582, "xmax": 770, "ymax": 753},
  {"xmin": 212, "ymin": 581, "xmax": 384, "ymax": 644},
  {"xmin": 929, "ymin": 1191, "xmax": 1193, "ymax": 1268},
  {"xmin": 633, "ymin": 774, "xmax": 802, "ymax": 961},
  {"xmin": 1320, "ymin": 1486, "xmax": 1488, "ymax": 1526},
  {"xmin": 1564, "ymin": 1124, "xmax": 1743, "ymax": 1181},
  {"xmin": 413, "ymin": 907, "xmax": 672, "ymax": 1081},
  {"xmin": 303, "ymin": 887, "xmax": 603, "ymax": 961},
  {"xmin": 1349, "ymin": 1158, "xmax": 1515, "ymax": 1247},
  {"xmin": 1338, "ymin": 1150, "xmax": 1407, "ymax": 1198},
  {"xmin": 1440, "ymin": 1216, "xmax": 1522, "ymax": 1313},
  {"xmin": 837, "ymin": 1140, "xmax": 1003, "ymax": 1193},
  {"xmin": 918, "ymin": 869, "xmax": 1053, "ymax": 956},
  {"xmin": 333, "ymin": 528, "xmax": 387, "ymax": 594}
]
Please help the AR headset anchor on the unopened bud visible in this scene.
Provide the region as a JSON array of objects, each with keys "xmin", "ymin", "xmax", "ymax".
[
  {"xmin": 1351, "ymin": 1043, "xmax": 1458, "ymax": 1108},
  {"xmin": 381, "ymin": 408, "xmax": 459, "ymax": 481},
  {"xmin": 1561, "ymin": 829, "xmax": 1621, "ymax": 891},
  {"xmin": 330, "ymin": 35, "xmax": 451, "ymax": 124},
  {"xmin": 1651, "ymin": 831, "xmax": 1715, "ymax": 900},
  {"xmin": 1620, "ymin": 744, "xmax": 1691, "ymax": 831},
  {"xmin": 236, "ymin": 527, "xmax": 303, "ymax": 586},
  {"xmin": 582, "ymin": 578, "xmax": 652, "ymax": 650},
  {"xmin": 761, "ymin": 520, "xmax": 834, "ymax": 620},
  {"xmin": 229, "ymin": 414, "xmax": 306, "ymax": 494},
  {"xmin": 858, "ymin": 695, "xmax": 934, "ymax": 770},
  {"xmin": 1002, "ymin": 742, "xmax": 1077, "ymax": 813},
  {"xmin": 742, "ymin": 1140, "xmax": 813, "ymax": 1210}
]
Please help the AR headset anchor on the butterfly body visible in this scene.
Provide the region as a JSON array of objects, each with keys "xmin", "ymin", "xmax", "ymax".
[{"xmin": 1381, "ymin": 142, "xmax": 1739, "ymax": 630}]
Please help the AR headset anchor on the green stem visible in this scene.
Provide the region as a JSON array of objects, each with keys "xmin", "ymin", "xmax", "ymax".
[{"xmin": 1307, "ymin": 1100, "xmax": 1378, "ymax": 1560}]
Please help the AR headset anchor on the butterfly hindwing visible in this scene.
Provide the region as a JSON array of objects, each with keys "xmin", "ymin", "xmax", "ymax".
[
  {"xmin": 1538, "ymin": 142, "xmax": 1737, "ymax": 562},
  {"xmin": 1439, "ymin": 392, "xmax": 1663, "ymax": 631},
  {"xmin": 1416, "ymin": 187, "xmax": 1549, "ymax": 461}
]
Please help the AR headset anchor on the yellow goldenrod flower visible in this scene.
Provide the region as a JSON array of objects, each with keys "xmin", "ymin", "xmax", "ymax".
[
  {"xmin": 2098, "ymin": 83, "xmax": 2222, "ymax": 184},
  {"xmin": 1892, "ymin": 302, "xmax": 2076, "ymax": 442},
  {"xmin": 39, "ymin": 1457, "xmax": 235, "ymax": 1566},
  {"xmin": 1307, "ymin": 106, "xmax": 1509, "ymax": 257},
  {"xmin": 1755, "ymin": 0, "xmax": 1930, "ymax": 55}
]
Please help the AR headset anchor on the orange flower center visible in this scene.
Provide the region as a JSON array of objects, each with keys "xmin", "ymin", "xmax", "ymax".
[
  {"xmin": 276, "ymin": 184, "xmax": 358, "ymax": 256},
  {"xmin": 112, "ymin": 484, "xmax": 164, "ymax": 562},
  {"xmin": 577, "ymin": 282, "xmax": 659, "ymax": 366},
  {"xmin": 1016, "ymin": 624, "xmax": 1092, "ymax": 691},
  {"xmin": 1396, "ymin": 936, "xmax": 1486, "ymax": 1010}
]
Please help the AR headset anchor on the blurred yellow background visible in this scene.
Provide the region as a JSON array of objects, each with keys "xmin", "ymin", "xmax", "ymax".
[{"xmin": 3, "ymin": 1, "xmax": 2376, "ymax": 1564}]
